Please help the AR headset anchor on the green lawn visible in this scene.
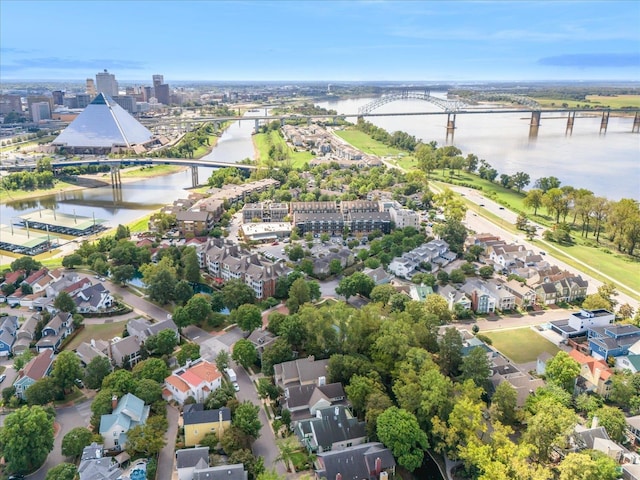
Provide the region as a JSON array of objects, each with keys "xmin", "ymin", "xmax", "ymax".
[
  {"xmin": 253, "ymin": 130, "xmax": 314, "ymax": 169},
  {"xmin": 64, "ymin": 320, "xmax": 129, "ymax": 351},
  {"xmin": 119, "ymin": 165, "xmax": 183, "ymax": 178},
  {"xmin": 535, "ymin": 94, "xmax": 640, "ymax": 109},
  {"xmin": 333, "ymin": 129, "xmax": 407, "ymax": 157},
  {"xmin": 484, "ymin": 328, "xmax": 559, "ymax": 364}
]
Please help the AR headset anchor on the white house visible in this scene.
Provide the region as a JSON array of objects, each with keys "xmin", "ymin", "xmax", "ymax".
[{"xmin": 164, "ymin": 359, "xmax": 222, "ymax": 404}]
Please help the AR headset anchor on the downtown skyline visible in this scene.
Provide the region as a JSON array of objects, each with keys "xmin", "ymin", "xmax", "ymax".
[{"xmin": 1, "ymin": 0, "xmax": 639, "ymax": 82}]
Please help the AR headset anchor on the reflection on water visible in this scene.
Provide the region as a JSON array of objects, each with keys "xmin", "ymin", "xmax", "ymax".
[{"xmin": 317, "ymin": 95, "xmax": 640, "ymax": 200}]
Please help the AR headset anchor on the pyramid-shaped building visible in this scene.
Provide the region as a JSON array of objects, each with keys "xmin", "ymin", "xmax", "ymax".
[{"xmin": 52, "ymin": 93, "xmax": 155, "ymax": 154}]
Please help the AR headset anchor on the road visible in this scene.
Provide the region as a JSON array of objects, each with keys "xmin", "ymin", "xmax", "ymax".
[
  {"xmin": 454, "ymin": 185, "xmax": 639, "ymax": 309},
  {"xmin": 26, "ymin": 398, "xmax": 93, "ymax": 480},
  {"xmin": 233, "ymin": 361, "xmax": 286, "ymax": 475},
  {"xmin": 157, "ymin": 404, "xmax": 180, "ymax": 480}
]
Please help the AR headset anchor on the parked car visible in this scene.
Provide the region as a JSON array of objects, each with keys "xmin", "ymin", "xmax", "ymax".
[
  {"xmin": 0, "ymin": 374, "xmax": 6, "ymax": 384},
  {"xmin": 75, "ymin": 378, "xmax": 85, "ymax": 388},
  {"xmin": 233, "ymin": 382, "xmax": 240, "ymax": 392}
]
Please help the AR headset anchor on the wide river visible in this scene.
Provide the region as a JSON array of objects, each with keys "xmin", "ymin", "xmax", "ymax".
[{"xmin": 317, "ymin": 94, "xmax": 640, "ymax": 200}]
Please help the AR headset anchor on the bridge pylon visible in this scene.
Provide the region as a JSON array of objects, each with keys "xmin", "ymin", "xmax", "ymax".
[
  {"xmin": 566, "ymin": 111, "xmax": 576, "ymax": 136},
  {"xmin": 633, "ymin": 112, "xmax": 640, "ymax": 133},
  {"xmin": 446, "ymin": 113, "xmax": 456, "ymax": 143},
  {"xmin": 529, "ymin": 111, "xmax": 541, "ymax": 139},
  {"xmin": 191, "ymin": 166, "xmax": 199, "ymax": 188},
  {"xmin": 600, "ymin": 111, "xmax": 610, "ymax": 134},
  {"xmin": 110, "ymin": 164, "xmax": 122, "ymax": 189}
]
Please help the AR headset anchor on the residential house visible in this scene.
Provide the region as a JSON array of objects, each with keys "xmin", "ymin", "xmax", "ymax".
[
  {"xmin": 99, "ymin": 393, "xmax": 150, "ymax": 450},
  {"xmin": 588, "ymin": 324, "xmax": 640, "ymax": 360},
  {"xmin": 126, "ymin": 317, "xmax": 179, "ymax": 344},
  {"xmin": 73, "ymin": 283, "xmax": 114, "ymax": 313},
  {"xmin": 560, "ymin": 421, "xmax": 624, "ymax": 462},
  {"xmin": 627, "ymin": 415, "xmax": 640, "ymax": 445},
  {"xmin": 437, "ymin": 284, "xmax": 472, "ymax": 312},
  {"xmin": 550, "ymin": 309, "xmax": 615, "ymax": 339},
  {"xmin": 616, "ymin": 340, "xmax": 640, "ymax": 373},
  {"xmin": 567, "ymin": 349, "xmax": 613, "ymax": 398},
  {"xmin": 364, "ymin": 267, "xmax": 393, "ymax": 286},
  {"xmin": 533, "ymin": 269, "xmax": 588, "ymax": 305},
  {"xmin": 536, "ymin": 352, "xmax": 554, "ymax": 376},
  {"xmin": 461, "ymin": 279, "xmax": 496, "ymax": 314},
  {"xmin": 483, "ymin": 281, "xmax": 516, "ymax": 311},
  {"xmin": 11, "ymin": 314, "xmax": 38, "ymax": 355},
  {"xmin": 409, "ymin": 283, "xmax": 434, "ymax": 302},
  {"xmin": 13, "ymin": 350, "xmax": 55, "ymax": 400},
  {"xmin": 296, "ymin": 405, "xmax": 366, "ymax": 453},
  {"xmin": 183, "ymin": 404, "xmax": 231, "ymax": 447},
  {"xmin": 36, "ymin": 311, "xmax": 74, "ymax": 352},
  {"xmin": 192, "ymin": 465, "xmax": 248, "ymax": 480},
  {"xmin": 283, "ymin": 382, "xmax": 348, "ymax": 421},
  {"xmin": 490, "ymin": 354, "xmax": 545, "ymax": 407},
  {"xmin": 110, "ymin": 336, "xmax": 142, "ymax": 368},
  {"xmin": 388, "ymin": 240, "xmax": 451, "ymax": 279},
  {"xmin": 503, "ymin": 279, "xmax": 537, "ymax": 309},
  {"xmin": 314, "ymin": 442, "xmax": 396, "ymax": 480},
  {"xmin": 247, "ymin": 328, "xmax": 278, "ymax": 359},
  {"xmin": 176, "ymin": 447, "xmax": 210, "ymax": 480},
  {"xmin": 76, "ymin": 339, "xmax": 111, "ymax": 367},
  {"xmin": 0, "ymin": 315, "xmax": 19, "ymax": 357},
  {"xmin": 273, "ymin": 356, "xmax": 330, "ymax": 390},
  {"xmin": 78, "ymin": 442, "xmax": 123, "ymax": 480},
  {"xmin": 164, "ymin": 359, "xmax": 222, "ymax": 404}
]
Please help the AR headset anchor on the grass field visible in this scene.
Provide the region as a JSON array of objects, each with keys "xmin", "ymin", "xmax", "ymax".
[
  {"xmin": 253, "ymin": 130, "xmax": 314, "ymax": 169},
  {"xmin": 65, "ymin": 320, "xmax": 129, "ymax": 351},
  {"xmin": 535, "ymin": 94, "xmax": 640, "ymax": 110},
  {"xmin": 333, "ymin": 129, "xmax": 408, "ymax": 157},
  {"xmin": 119, "ymin": 165, "xmax": 183, "ymax": 178},
  {"xmin": 484, "ymin": 327, "xmax": 559, "ymax": 364}
]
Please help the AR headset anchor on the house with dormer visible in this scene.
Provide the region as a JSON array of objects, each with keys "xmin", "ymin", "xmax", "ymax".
[
  {"xmin": 567, "ymin": 349, "xmax": 613, "ymax": 398},
  {"xmin": 36, "ymin": 311, "xmax": 74, "ymax": 352},
  {"xmin": 73, "ymin": 283, "xmax": 114, "ymax": 313},
  {"xmin": 126, "ymin": 317, "xmax": 179, "ymax": 344},
  {"xmin": 14, "ymin": 350, "xmax": 55, "ymax": 400},
  {"xmin": 164, "ymin": 359, "xmax": 222, "ymax": 404},
  {"xmin": 503, "ymin": 279, "xmax": 537, "ymax": 309},
  {"xmin": 12, "ymin": 314, "xmax": 38, "ymax": 355},
  {"xmin": 296, "ymin": 405, "xmax": 366, "ymax": 453},
  {"xmin": 437, "ymin": 284, "xmax": 472, "ymax": 312},
  {"xmin": 273, "ymin": 356, "xmax": 330, "ymax": 390},
  {"xmin": 99, "ymin": 393, "xmax": 150, "ymax": 450},
  {"xmin": 109, "ymin": 336, "xmax": 142, "ymax": 368},
  {"xmin": 314, "ymin": 442, "xmax": 396, "ymax": 480},
  {"xmin": 0, "ymin": 315, "xmax": 19, "ymax": 357},
  {"xmin": 283, "ymin": 382, "xmax": 348, "ymax": 421},
  {"xmin": 588, "ymin": 324, "xmax": 640, "ymax": 361}
]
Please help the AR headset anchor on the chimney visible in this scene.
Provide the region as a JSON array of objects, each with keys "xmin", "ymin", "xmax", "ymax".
[
  {"xmin": 111, "ymin": 394, "xmax": 118, "ymax": 410},
  {"xmin": 336, "ymin": 474, "xmax": 342, "ymax": 480},
  {"xmin": 375, "ymin": 457, "xmax": 382, "ymax": 475},
  {"xmin": 591, "ymin": 415, "xmax": 599, "ymax": 429}
]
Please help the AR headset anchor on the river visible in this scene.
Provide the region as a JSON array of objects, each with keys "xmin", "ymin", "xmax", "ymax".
[
  {"xmin": 0, "ymin": 113, "xmax": 259, "ymax": 228},
  {"xmin": 317, "ymin": 94, "xmax": 640, "ymax": 200}
]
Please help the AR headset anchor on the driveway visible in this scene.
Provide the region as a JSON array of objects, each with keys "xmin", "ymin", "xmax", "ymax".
[
  {"xmin": 233, "ymin": 362, "xmax": 286, "ymax": 476},
  {"xmin": 157, "ymin": 404, "xmax": 180, "ymax": 480},
  {"xmin": 26, "ymin": 398, "xmax": 93, "ymax": 480}
]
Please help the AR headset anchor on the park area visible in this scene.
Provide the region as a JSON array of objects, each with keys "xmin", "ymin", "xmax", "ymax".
[{"xmin": 484, "ymin": 327, "xmax": 559, "ymax": 364}]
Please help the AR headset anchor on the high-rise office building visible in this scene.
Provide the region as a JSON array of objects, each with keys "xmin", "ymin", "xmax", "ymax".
[
  {"xmin": 95, "ymin": 69, "xmax": 118, "ymax": 97},
  {"xmin": 112, "ymin": 95, "xmax": 137, "ymax": 114},
  {"xmin": 152, "ymin": 74, "xmax": 164, "ymax": 88},
  {"xmin": 86, "ymin": 78, "xmax": 97, "ymax": 96},
  {"xmin": 52, "ymin": 90, "xmax": 65, "ymax": 106},
  {"xmin": 143, "ymin": 86, "xmax": 153, "ymax": 102},
  {"xmin": 26, "ymin": 96, "xmax": 54, "ymax": 117},
  {"xmin": 0, "ymin": 94, "xmax": 22, "ymax": 115},
  {"xmin": 154, "ymin": 83, "xmax": 170, "ymax": 105},
  {"xmin": 31, "ymin": 102, "xmax": 51, "ymax": 122}
]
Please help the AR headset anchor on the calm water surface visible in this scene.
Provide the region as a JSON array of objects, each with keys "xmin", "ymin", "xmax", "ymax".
[{"xmin": 317, "ymin": 94, "xmax": 640, "ymax": 200}]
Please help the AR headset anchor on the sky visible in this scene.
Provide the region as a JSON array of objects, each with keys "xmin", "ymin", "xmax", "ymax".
[{"xmin": 1, "ymin": 0, "xmax": 639, "ymax": 82}]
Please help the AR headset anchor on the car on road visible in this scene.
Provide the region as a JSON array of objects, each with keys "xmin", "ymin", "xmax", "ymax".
[
  {"xmin": 0, "ymin": 374, "xmax": 6, "ymax": 384},
  {"xmin": 499, "ymin": 206, "xmax": 505, "ymax": 210},
  {"xmin": 75, "ymin": 378, "xmax": 85, "ymax": 388},
  {"xmin": 539, "ymin": 251, "xmax": 546, "ymax": 255},
  {"xmin": 479, "ymin": 204, "xmax": 485, "ymax": 207},
  {"xmin": 271, "ymin": 241, "xmax": 279, "ymax": 246},
  {"xmin": 233, "ymin": 382, "xmax": 240, "ymax": 392}
]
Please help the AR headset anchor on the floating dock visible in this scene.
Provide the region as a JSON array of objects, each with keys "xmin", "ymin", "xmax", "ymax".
[{"xmin": 12, "ymin": 209, "xmax": 107, "ymax": 237}]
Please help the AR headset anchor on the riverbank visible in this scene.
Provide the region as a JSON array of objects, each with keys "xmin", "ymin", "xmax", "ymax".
[{"xmin": 0, "ymin": 164, "xmax": 187, "ymax": 203}]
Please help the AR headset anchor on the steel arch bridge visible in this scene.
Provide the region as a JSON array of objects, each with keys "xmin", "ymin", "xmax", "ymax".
[{"xmin": 357, "ymin": 90, "xmax": 467, "ymax": 115}]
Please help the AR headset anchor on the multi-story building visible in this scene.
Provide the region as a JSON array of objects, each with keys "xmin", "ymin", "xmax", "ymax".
[
  {"xmin": 112, "ymin": 95, "xmax": 137, "ymax": 114},
  {"xmin": 26, "ymin": 95, "xmax": 54, "ymax": 117},
  {"xmin": 154, "ymin": 84, "xmax": 170, "ymax": 105},
  {"xmin": 294, "ymin": 212, "xmax": 345, "ymax": 236},
  {"xmin": 205, "ymin": 238, "xmax": 291, "ymax": 299},
  {"xmin": 242, "ymin": 202, "xmax": 289, "ymax": 223},
  {"xmin": 0, "ymin": 94, "xmax": 22, "ymax": 115},
  {"xmin": 164, "ymin": 359, "xmax": 222, "ymax": 405},
  {"xmin": 95, "ymin": 69, "xmax": 118, "ymax": 97},
  {"xmin": 340, "ymin": 200, "xmax": 380, "ymax": 218},
  {"xmin": 176, "ymin": 210, "xmax": 215, "ymax": 237},
  {"xmin": 550, "ymin": 309, "xmax": 615, "ymax": 339},
  {"xmin": 31, "ymin": 102, "xmax": 51, "ymax": 122},
  {"xmin": 152, "ymin": 74, "xmax": 164, "ymax": 88},
  {"xmin": 389, "ymin": 206, "xmax": 419, "ymax": 229},
  {"xmin": 86, "ymin": 78, "xmax": 96, "ymax": 95},
  {"xmin": 291, "ymin": 201, "xmax": 339, "ymax": 215},
  {"xmin": 52, "ymin": 90, "xmax": 65, "ymax": 105},
  {"xmin": 347, "ymin": 211, "xmax": 391, "ymax": 235}
]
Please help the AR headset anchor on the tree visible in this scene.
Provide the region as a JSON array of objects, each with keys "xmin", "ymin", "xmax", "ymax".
[
  {"xmin": 460, "ymin": 346, "xmax": 490, "ymax": 391},
  {"xmin": 449, "ymin": 269, "xmax": 466, "ymax": 284},
  {"xmin": 176, "ymin": 342, "xmax": 201, "ymax": 366},
  {"xmin": 370, "ymin": 284, "xmax": 396, "ymax": 305},
  {"xmin": 0, "ymin": 405, "xmax": 54, "ymax": 474},
  {"xmin": 288, "ymin": 244, "xmax": 304, "ymax": 262},
  {"xmin": 45, "ymin": 463, "xmax": 78, "ymax": 480},
  {"xmin": 582, "ymin": 293, "xmax": 613, "ymax": 311},
  {"xmin": 115, "ymin": 224, "xmax": 130, "ymax": 240},
  {"xmin": 140, "ymin": 257, "xmax": 177, "ymax": 304},
  {"xmin": 182, "ymin": 247, "xmax": 201, "ymax": 283},
  {"xmin": 126, "ymin": 422, "xmax": 166, "ymax": 456},
  {"xmin": 13, "ymin": 349, "xmax": 34, "ymax": 371},
  {"xmin": 591, "ymin": 405, "xmax": 627, "ymax": 442},
  {"xmin": 433, "ymin": 219, "xmax": 467, "ymax": 254},
  {"xmin": 276, "ymin": 436, "xmax": 299, "ymax": 473},
  {"xmin": 26, "ymin": 377, "xmax": 62, "ymax": 405},
  {"xmin": 84, "ymin": 356, "xmax": 112, "ymax": 390},
  {"xmin": 101, "ymin": 369, "xmax": 136, "ymax": 396},
  {"xmin": 61, "ymin": 427, "xmax": 93, "ymax": 458},
  {"xmin": 286, "ymin": 277, "xmax": 310, "ymax": 314},
  {"xmin": 215, "ymin": 350, "xmax": 230, "ymax": 372},
  {"xmin": 62, "ymin": 253, "xmax": 83, "ymax": 269},
  {"xmin": 54, "ymin": 291, "xmax": 77, "ymax": 314},
  {"xmin": 261, "ymin": 338, "xmax": 294, "ymax": 375},
  {"xmin": 523, "ymin": 398, "xmax": 577, "ymax": 462},
  {"xmin": 222, "ymin": 279, "xmax": 256, "ymax": 310},
  {"xmin": 231, "ymin": 304, "xmax": 262, "ymax": 332},
  {"xmin": 329, "ymin": 258, "xmax": 343, "ymax": 275},
  {"xmin": 535, "ymin": 176, "xmax": 561, "ymax": 193},
  {"xmin": 490, "ymin": 381, "xmax": 518, "ymax": 426},
  {"xmin": 221, "ymin": 425, "xmax": 252, "ymax": 454},
  {"xmin": 478, "ymin": 265, "xmax": 494, "ymax": 279},
  {"xmin": 133, "ymin": 378, "xmax": 163, "ymax": 404},
  {"xmin": 234, "ymin": 401, "xmax": 262, "ymax": 438},
  {"xmin": 229, "ymin": 448, "xmax": 265, "ymax": 479},
  {"xmin": 377, "ymin": 407, "xmax": 429, "ymax": 472},
  {"xmin": 11, "ymin": 256, "xmax": 41, "ymax": 274},
  {"xmin": 232, "ymin": 339, "xmax": 258, "ymax": 368},
  {"xmin": 346, "ymin": 374, "xmax": 384, "ymax": 415},
  {"xmin": 558, "ymin": 451, "xmax": 619, "ymax": 480},
  {"xmin": 336, "ymin": 272, "xmax": 375, "ymax": 300},
  {"xmin": 438, "ymin": 327, "xmax": 463, "ymax": 377},
  {"xmin": 111, "ymin": 264, "xmax": 135, "ymax": 285},
  {"xmin": 52, "ymin": 350, "xmax": 83, "ymax": 393},
  {"xmin": 545, "ymin": 351, "xmax": 580, "ymax": 392},
  {"xmin": 424, "ymin": 294, "xmax": 453, "ymax": 323},
  {"xmin": 174, "ymin": 280, "xmax": 195, "ymax": 306},
  {"xmin": 145, "ymin": 329, "xmax": 178, "ymax": 356},
  {"xmin": 132, "ymin": 358, "xmax": 170, "ymax": 383},
  {"xmin": 523, "ymin": 189, "xmax": 544, "ymax": 216},
  {"xmin": 511, "ymin": 171, "xmax": 531, "ymax": 192}
]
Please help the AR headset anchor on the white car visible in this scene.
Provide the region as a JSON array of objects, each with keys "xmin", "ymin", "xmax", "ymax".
[{"xmin": 233, "ymin": 382, "xmax": 240, "ymax": 392}]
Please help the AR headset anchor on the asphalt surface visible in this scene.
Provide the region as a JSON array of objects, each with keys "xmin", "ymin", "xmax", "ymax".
[{"xmin": 157, "ymin": 404, "xmax": 180, "ymax": 480}]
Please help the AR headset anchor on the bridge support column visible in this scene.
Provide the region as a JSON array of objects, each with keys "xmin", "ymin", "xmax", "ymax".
[
  {"xmin": 529, "ymin": 111, "xmax": 541, "ymax": 139},
  {"xmin": 565, "ymin": 111, "xmax": 576, "ymax": 135},
  {"xmin": 307, "ymin": 117, "xmax": 311, "ymax": 126},
  {"xmin": 255, "ymin": 119, "xmax": 260, "ymax": 134},
  {"xmin": 214, "ymin": 121, "xmax": 221, "ymax": 133},
  {"xmin": 280, "ymin": 118, "xmax": 285, "ymax": 127},
  {"xmin": 191, "ymin": 166, "xmax": 199, "ymax": 188},
  {"xmin": 633, "ymin": 112, "xmax": 640, "ymax": 133},
  {"xmin": 110, "ymin": 165, "xmax": 122, "ymax": 189},
  {"xmin": 446, "ymin": 113, "xmax": 456, "ymax": 143},
  {"xmin": 600, "ymin": 111, "xmax": 610, "ymax": 134}
]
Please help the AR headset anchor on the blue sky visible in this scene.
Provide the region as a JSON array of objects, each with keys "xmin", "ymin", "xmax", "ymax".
[{"xmin": 1, "ymin": 0, "xmax": 639, "ymax": 82}]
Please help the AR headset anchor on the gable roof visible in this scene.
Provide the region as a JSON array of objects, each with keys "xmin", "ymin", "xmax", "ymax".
[
  {"xmin": 316, "ymin": 442, "xmax": 396, "ymax": 480},
  {"xmin": 176, "ymin": 446, "xmax": 210, "ymax": 469},
  {"xmin": 52, "ymin": 93, "xmax": 153, "ymax": 148},
  {"xmin": 183, "ymin": 406, "xmax": 231, "ymax": 426},
  {"xmin": 296, "ymin": 406, "xmax": 366, "ymax": 451},
  {"xmin": 21, "ymin": 350, "xmax": 54, "ymax": 381}
]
